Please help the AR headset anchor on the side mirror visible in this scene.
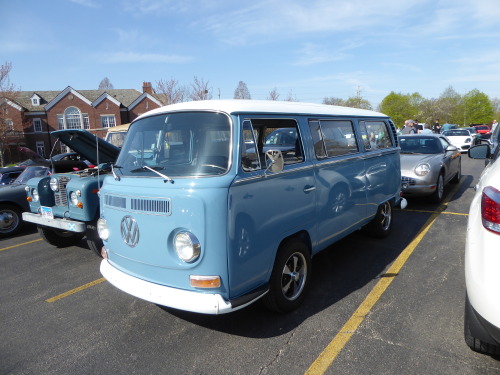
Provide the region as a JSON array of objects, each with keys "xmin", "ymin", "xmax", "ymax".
[
  {"xmin": 265, "ymin": 150, "xmax": 284, "ymax": 174},
  {"xmin": 446, "ymin": 145, "xmax": 458, "ymax": 152},
  {"xmin": 468, "ymin": 144, "xmax": 491, "ymax": 159}
]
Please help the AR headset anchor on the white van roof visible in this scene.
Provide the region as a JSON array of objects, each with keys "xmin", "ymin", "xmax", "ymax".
[{"xmin": 136, "ymin": 100, "xmax": 387, "ymax": 120}]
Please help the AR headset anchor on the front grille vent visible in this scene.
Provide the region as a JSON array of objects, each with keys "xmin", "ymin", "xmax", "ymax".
[
  {"xmin": 104, "ymin": 194, "xmax": 126, "ymax": 209},
  {"xmin": 401, "ymin": 176, "xmax": 416, "ymax": 186},
  {"xmin": 131, "ymin": 198, "xmax": 171, "ymax": 215},
  {"xmin": 54, "ymin": 176, "xmax": 70, "ymax": 206}
]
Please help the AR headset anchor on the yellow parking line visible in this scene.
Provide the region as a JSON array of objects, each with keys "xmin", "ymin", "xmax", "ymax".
[
  {"xmin": 0, "ymin": 238, "xmax": 43, "ymax": 252},
  {"xmin": 402, "ymin": 209, "xmax": 468, "ymax": 216},
  {"xmin": 305, "ymin": 183, "xmax": 462, "ymax": 375},
  {"xmin": 46, "ymin": 278, "xmax": 106, "ymax": 303}
]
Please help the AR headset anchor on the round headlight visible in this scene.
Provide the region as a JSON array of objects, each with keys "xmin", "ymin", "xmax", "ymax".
[
  {"xmin": 70, "ymin": 190, "xmax": 81, "ymax": 206},
  {"xmin": 97, "ymin": 218, "xmax": 109, "ymax": 240},
  {"xmin": 415, "ymin": 163, "xmax": 430, "ymax": 176},
  {"xmin": 174, "ymin": 232, "xmax": 201, "ymax": 263},
  {"xmin": 49, "ymin": 177, "xmax": 59, "ymax": 192},
  {"xmin": 32, "ymin": 189, "xmax": 39, "ymax": 202}
]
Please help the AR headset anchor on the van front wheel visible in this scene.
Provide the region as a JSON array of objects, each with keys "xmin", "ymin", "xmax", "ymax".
[
  {"xmin": 263, "ymin": 239, "xmax": 311, "ymax": 313},
  {"xmin": 363, "ymin": 201, "xmax": 392, "ymax": 238}
]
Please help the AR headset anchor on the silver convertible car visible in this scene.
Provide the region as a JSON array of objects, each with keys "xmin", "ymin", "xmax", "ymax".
[{"xmin": 399, "ymin": 134, "xmax": 461, "ymax": 202}]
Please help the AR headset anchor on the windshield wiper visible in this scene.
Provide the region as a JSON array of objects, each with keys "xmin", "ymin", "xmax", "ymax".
[
  {"xmin": 141, "ymin": 166, "xmax": 174, "ymax": 184},
  {"xmin": 111, "ymin": 164, "xmax": 121, "ymax": 181}
]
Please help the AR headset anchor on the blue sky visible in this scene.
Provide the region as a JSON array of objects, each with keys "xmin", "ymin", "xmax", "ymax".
[{"xmin": 2, "ymin": 0, "xmax": 500, "ymax": 108}]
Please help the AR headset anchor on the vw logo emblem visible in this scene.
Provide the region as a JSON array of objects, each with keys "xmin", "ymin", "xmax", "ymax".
[{"xmin": 121, "ymin": 215, "xmax": 140, "ymax": 247}]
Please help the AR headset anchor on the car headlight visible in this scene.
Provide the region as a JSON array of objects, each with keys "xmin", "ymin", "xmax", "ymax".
[
  {"xmin": 174, "ymin": 232, "xmax": 201, "ymax": 263},
  {"xmin": 415, "ymin": 163, "xmax": 430, "ymax": 176},
  {"xmin": 70, "ymin": 190, "xmax": 81, "ymax": 206},
  {"xmin": 32, "ymin": 188, "xmax": 39, "ymax": 202},
  {"xmin": 49, "ymin": 177, "xmax": 59, "ymax": 192},
  {"xmin": 465, "ymin": 138, "xmax": 471, "ymax": 143},
  {"xmin": 97, "ymin": 218, "xmax": 109, "ymax": 240}
]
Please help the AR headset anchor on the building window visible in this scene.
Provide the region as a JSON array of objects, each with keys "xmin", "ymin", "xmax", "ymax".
[
  {"xmin": 33, "ymin": 118, "xmax": 42, "ymax": 132},
  {"xmin": 83, "ymin": 114, "xmax": 90, "ymax": 129},
  {"xmin": 32, "ymin": 98, "xmax": 39, "ymax": 105},
  {"xmin": 6, "ymin": 119, "xmax": 13, "ymax": 130},
  {"xmin": 64, "ymin": 107, "xmax": 83, "ymax": 129},
  {"xmin": 36, "ymin": 141, "xmax": 46, "ymax": 158},
  {"xmin": 101, "ymin": 115, "xmax": 116, "ymax": 128},
  {"xmin": 57, "ymin": 115, "xmax": 64, "ymax": 130}
]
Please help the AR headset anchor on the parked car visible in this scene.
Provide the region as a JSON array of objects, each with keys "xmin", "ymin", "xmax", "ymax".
[
  {"xmin": 473, "ymin": 124, "xmax": 492, "ymax": 140},
  {"xmin": 0, "ymin": 160, "xmax": 88, "ymax": 237},
  {"xmin": 23, "ymin": 129, "xmax": 120, "ymax": 254},
  {"xmin": 0, "ymin": 166, "xmax": 25, "ymax": 185},
  {"xmin": 399, "ymin": 134, "xmax": 461, "ymax": 202},
  {"xmin": 464, "ymin": 143, "xmax": 500, "ymax": 355},
  {"xmin": 105, "ymin": 123, "xmax": 130, "ymax": 148},
  {"xmin": 464, "ymin": 127, "xmax": 482, "ymax": 145},
  {"xmin": 442, "ymin": 128, "xmax": 474, "ymax": 152},
  {"xmin": 489, "ymin": 123, "xmax": 500, "ymax": 154}
]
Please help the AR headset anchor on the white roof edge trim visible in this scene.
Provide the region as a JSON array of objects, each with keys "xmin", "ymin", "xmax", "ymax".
[
  {"xmin": 92, "ymin": 93, "xmax": 122, "ymax": 107},
  {"xmin": 134, "ymin": 99, "xmax": 388, "ymax": 121},
  {"xmin": 45, "ymin": 86, "xmax": 92, "ymax": 110},
  {"xmin": 128, "ymin": 93, "xmax": 162, "ymax": 110},
  {"xmin": 1, "ymin": 98, "xmax": 23, "ymax": 111}
]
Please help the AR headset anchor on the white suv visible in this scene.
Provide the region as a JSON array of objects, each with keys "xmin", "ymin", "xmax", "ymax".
[{"xmin": 465, "ymin": 144, "xmax": 500, "ymax": 355}]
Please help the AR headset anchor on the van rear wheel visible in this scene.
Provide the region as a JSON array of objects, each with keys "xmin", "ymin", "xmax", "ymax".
[
  {"xmin": 263, "ymin": 238, "xmax": 310, "ymax": 313},
  {"xmin": 363, "ymin": 201, "xmax": 392, "ymax": 238}
]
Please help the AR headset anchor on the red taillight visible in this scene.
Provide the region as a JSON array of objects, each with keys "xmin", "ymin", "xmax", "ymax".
[{"xmin": 481, "ymin": 186, "xmax": 500, "ymax": 234}]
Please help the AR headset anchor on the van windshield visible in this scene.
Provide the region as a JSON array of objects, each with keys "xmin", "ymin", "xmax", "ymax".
[{"xmin": 115, "ymin": 112, "xmax": 231, "ymax": 178}]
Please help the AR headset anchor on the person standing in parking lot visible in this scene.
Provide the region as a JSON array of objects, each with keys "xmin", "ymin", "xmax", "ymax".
[
  {"xmin": 492, "ymin": 120, "xmax": 498, "ymax": 133},
  {"xmin": 401, "ymin": 120, "xmax": 413, "ymax": 134},
  {"xmin": 432, "ymin": 120, "xmax": 441, "ymax": 133}
]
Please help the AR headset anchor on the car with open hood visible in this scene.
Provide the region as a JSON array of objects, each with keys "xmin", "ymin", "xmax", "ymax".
[
  {"xmin": 23, "ymin": 129, "xmax": 120, "ymax": 254},
  {"xmin": 399, "ymin": 134, "xmax": 461, "ymax": 202},
  {"xmin": 0, "ymin": 160, "xmax": 88, "ymax": 237}
]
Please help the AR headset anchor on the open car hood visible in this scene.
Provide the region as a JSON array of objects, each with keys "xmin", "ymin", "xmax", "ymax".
[{"xmin": 51, "ymin": 129, "xmax": 120, "ymax": 165}]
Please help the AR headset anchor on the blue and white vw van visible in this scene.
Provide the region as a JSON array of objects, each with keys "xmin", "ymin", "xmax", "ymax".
[{"xmin": 98, "ymin": 100, "xmax": 404, "ymax": 314}]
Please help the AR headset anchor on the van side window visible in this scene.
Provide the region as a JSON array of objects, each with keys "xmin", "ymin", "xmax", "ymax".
[
  {"xmin": 309, "ymin": 120, "xmax": 358, "ymax": 158},
  {"xmin": 360, "ymin": 121, "xmax": 393, "ymax": 150},
  {"xmin": 241, "ymin": 119, "xmax": 304, "ymax": 171},
  {"xmin": 241, "ymin": 120, "xmax": 261, "ymax": 171}
]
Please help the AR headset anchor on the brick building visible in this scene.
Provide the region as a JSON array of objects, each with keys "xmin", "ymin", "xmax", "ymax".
[{"xmin": 0, "ymin": 82, "xmax": 162, "ymax": 165}]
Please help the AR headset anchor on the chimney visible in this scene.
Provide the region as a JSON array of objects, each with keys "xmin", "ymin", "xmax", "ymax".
[{"xmin": 142, "ymin": 81, "xmax": 153, "ymax": 95}]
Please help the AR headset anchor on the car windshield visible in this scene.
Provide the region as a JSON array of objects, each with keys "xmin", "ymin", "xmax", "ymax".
[
  {"xmin": 398, "ymin": 137, "xmax": 442, "ymax": 154},
  {"xmin": 14, "ymin": 166, "xmax": 50, "ymax": 184},
  {"xmin": 115, "ymin": 112, "xmax": 231, "ymax": 178},
  {"xmin": 443, "ymin": 130, "xmax": 469, "ymax": 136}
]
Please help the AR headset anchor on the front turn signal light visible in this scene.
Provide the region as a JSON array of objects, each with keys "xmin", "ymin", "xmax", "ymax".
[{"xmin": 190, "ymin": 275, "xmax": 220, "ymax": 288}]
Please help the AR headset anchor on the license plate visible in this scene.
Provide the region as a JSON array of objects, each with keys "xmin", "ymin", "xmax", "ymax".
[{"xmin": 41, "ymin": 206, "xmax": 54, "ymax": 219}]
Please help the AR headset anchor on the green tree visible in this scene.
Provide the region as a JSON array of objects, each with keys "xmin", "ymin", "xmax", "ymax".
[
  {"xmin": 462, "ymin": 89, "xmax": 494, "ymax": 125},
  {"xmin": 378, "ymin": 92, "xmax": 417, "ymax": 127},
  {"xmin": 323, "ymin": 97, "xmax": 345, "ymax": 106}
]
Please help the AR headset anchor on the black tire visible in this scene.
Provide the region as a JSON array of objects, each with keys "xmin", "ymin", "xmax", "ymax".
[
  {"xmin": 37, "ymin": 225, "xmax": 84, "ymax": 247},
  {"xmin": 263, "ymin": 238, "xmax": 311, "ymax": 313},
  {"xmin": 464, "ymin": 294, "xmax": 500, "ymax": 355},
  {"xmin": 86, "ymin": 222, "xmax": 103, "ymax": 257},
  {"xmin": 451, "ymin": 160, "xmax": 461, "ymax": 184},
  {"xmin": 363, "ymin": 201, "xmax": 392, "ymax": 238},
  {"xmin": 0, "ymin": 204, "xmax": 23, "ymax": 238},
  {"xmin": 429, "ymin": 173, "xmax": 444, "ymax": 203}
]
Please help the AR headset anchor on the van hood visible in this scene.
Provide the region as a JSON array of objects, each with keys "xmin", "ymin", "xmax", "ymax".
[{"xmin": 51, "ymin": 129, "xmax": 120, "ymax": 165}]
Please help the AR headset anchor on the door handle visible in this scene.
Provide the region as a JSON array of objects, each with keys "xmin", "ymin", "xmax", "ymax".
[{"xmin": 303, "ymin": 185, "xmax": 316, "ymax": 193}]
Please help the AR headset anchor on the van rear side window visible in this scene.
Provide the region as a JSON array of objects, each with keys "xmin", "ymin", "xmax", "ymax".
[
  {"xmin": 360, "ymin": 120, "xmax": 393, "ymax": 150},
  {"xmin": 309, "ymin": 120, "xmax": 358, "ymax": 158}
]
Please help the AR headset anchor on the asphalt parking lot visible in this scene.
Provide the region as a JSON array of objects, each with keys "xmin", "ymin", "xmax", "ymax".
[{"xmin": 1, "ymin": 156, "xmax": 500, "ymax": 375}]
